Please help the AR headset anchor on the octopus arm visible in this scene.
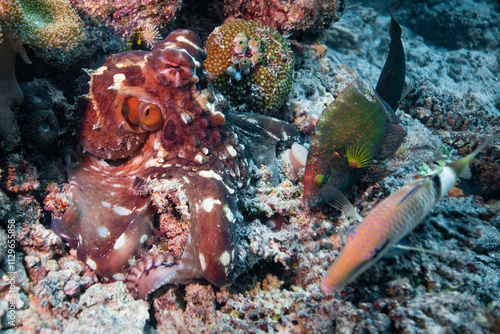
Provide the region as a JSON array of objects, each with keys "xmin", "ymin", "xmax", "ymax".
[
  {"xmin": 231, "ymin": 112, "xmax": 301, "ymax": 184},
  {"xmin": 53, "ymin": 157, "xmax": 156, "ymax": 278},
  {"xmin": 126, "ymin": 173, "xmax": 238, "ymax": 299}
]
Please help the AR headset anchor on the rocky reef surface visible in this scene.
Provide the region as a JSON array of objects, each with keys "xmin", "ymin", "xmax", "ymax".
[{"xmin": 1, "ymin": 0, "xmax": 499, "ymax": 333}]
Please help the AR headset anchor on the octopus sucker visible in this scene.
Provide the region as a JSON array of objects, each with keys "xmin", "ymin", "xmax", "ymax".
[{"xmin": 51, "ymin": 28, "xmax": 301, "ymax": 299}]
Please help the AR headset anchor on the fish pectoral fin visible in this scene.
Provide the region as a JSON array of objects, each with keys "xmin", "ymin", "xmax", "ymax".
[
  {"xmin": 346, "ymin": 144, "xmax": 373, "ymax": 169},
  {"xmin": 340, "ymin": 224, "xmax": 360, "ymax": 245},
  {"xmin": 360, "ymin": 165, "xmax": 394, "ymax": 182},
  {"xmin": 394, "ymin": 244, "xmax": 449, "ymax": 257},
  {"xmin": 325, "ymin": 187, "xmax": 363, "ymax": 222}
]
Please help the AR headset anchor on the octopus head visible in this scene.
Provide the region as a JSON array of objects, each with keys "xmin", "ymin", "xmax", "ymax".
[{"xmin": 150, "ymin": 29, "xmax": 210, "ymax": 88}]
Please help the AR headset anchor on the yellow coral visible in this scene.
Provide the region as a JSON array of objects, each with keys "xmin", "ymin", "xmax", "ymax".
[
  {"xmin": 0, "ymin": 0, "xmax": 84, "ymax": 50},
  {"xmin": 205, "ymin": 20, "xmax": 294, "ymax": 115}
]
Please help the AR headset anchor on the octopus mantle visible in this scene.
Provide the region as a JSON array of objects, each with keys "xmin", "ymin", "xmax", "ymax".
[{"xmin": 52, "ymin": 30, "xmax": 251, "ymax": 299}]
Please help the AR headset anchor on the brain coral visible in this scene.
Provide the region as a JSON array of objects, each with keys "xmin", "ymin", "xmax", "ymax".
[{"xmin": 204, "ymin": 20, "xmax": 294, "ymax": 116}]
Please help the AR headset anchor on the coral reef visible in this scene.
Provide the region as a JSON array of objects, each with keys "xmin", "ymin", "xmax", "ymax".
[
  {"xmin": 204, "ymin": 20, "xmax": 295, "ymax": 116},
  {"xmin": 21, "ymin": 110, "xmax": 60, "ymax": 151},
  {"xmin": 0, "ymin": 0, "xmax": 83, "ymax": 150},
  {"xmin": 69, "ymin": 0, "xmax": 182, "ymax": 48},
  {"xmin": 20, "ymin": 83, "xmax": 53, "ymax": 112},
  {"xmin": 18, "ymin": 80, "xmax": 61, "ymax": 152},
  {"xmin": 223, "ymin": 0, "xmax": 347, "ymax": 34},
  {"xmin": 0, "ymin": 0, "xmax": 83, "ymax": 49},
  {"xmin": 3, "ymin": 154, "xmax": 40, "ymax": 194},
  {"xmin": 1, "ymin": 1, "xmax": 500, "ymax": 333},
  {"xmin": 398, "ymin": 0, "xmax": 500, "ymax": 50}
]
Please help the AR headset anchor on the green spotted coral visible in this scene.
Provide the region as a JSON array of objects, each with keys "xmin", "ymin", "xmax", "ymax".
[
  {"xmin": 204, "ymin": 20, "xmax": 294, "ymax": 116},
  {"xmin": 0, "ymin": 0, "xmax": 84, "ymax": 49}
]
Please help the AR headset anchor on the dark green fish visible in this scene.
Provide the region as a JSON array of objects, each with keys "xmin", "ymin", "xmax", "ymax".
[{"xmin": 303, "ymin": 17, "xmax": 406, "ymax": 209}]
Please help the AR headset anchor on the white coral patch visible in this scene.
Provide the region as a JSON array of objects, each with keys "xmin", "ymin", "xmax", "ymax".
[
  {"xmin": 114, "ymin": 233, "xmax": 127, "ymax": 250},
  {"xmin": 101, "ymin": 201, "xmax": 111, "ymax": 208},
  {"xmin": 201, "ymin": 197, "xmax": 221, "ymax": 212},
  {"xmin": 86, "ymin": 258, "xmax": 97, "ymax": 270},
  {"xmin": 113, "ymin": 206, "xmax": 132, "ymax": 216},
  {"xmin": 140, "ymin": 234, "xmax": 148, "ymax": 244}
]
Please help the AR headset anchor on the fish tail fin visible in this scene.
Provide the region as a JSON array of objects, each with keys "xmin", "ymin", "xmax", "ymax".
[{"xmin": 448, "ymin": 131, "xmax": 500, "ymax": 179}]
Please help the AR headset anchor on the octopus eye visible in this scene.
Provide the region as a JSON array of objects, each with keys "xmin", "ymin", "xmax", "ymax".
[
  {"xmin": 122, "ymin": 97, "xmax": 163, "ymax": 132},
  {"xmin": 123, "ymin": 97, "xmax": 141, "ymax": 125},
  {"xmin": 140, "ymin": 104, "xmax": 163, "ymax": 131}
]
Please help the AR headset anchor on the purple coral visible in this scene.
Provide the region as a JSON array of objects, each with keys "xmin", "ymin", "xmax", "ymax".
[
  {"xmin": 69, "ymin": 0, "xmax": 182, "ymax": 47},
  {"xmin": 223, "ymin": 0, "xmax": 347, "ymax": 34}
]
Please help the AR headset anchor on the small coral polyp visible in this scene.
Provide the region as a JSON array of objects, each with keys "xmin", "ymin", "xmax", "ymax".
[{"xmin": 204, "ymin": 20, "xmax": 294, "ymax": 115}]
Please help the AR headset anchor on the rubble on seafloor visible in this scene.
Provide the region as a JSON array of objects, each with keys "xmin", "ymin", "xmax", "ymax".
[{"xmin": 1, "ymin": 0, "xmax": 500, "ymax": 333}]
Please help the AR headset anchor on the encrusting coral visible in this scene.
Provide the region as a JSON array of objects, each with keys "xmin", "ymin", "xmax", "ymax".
[
  {"xmin": 223, "ymin": 0, "xmax": 347, "ymax": 34},
  {"xmin": 69, "ymin": 0, "xmax": 181, "ymax": 48},
  {"xmin": 204, "ymin": 20, "xmax": 294, "ymax": 116},
  {"xmin": 0, "ymin": 0, "xmax": 83, "ymax": 151}
]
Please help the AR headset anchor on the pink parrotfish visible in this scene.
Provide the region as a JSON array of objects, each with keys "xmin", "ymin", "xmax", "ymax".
[
  {"xmin": 321, "ymin": 131, "xmax": 500, "ymax": 293},
  {"xmin": 303, "ymin": 17, "xmax": 406, "ymax": 209}
]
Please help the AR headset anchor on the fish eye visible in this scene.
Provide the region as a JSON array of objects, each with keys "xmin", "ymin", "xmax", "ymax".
[{"xmin": 314, "ymin": 174, "xmax": 325, "ymax": 187}]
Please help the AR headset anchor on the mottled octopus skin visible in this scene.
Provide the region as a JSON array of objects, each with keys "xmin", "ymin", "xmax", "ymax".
[{"xmin": 52, "ymin": 29, "xmax": 248, "ymax": 299}]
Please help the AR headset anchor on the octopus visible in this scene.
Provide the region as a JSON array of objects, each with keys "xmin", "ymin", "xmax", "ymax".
[{"xmin": 51, "ymin": 29, "xmax": 299, "ymax": 299}]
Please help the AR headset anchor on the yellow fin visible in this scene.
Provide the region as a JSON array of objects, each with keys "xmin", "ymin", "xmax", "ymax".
[{"xmin": 346, "ymin": 144, "xmax": 372, "ymax": 169}]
